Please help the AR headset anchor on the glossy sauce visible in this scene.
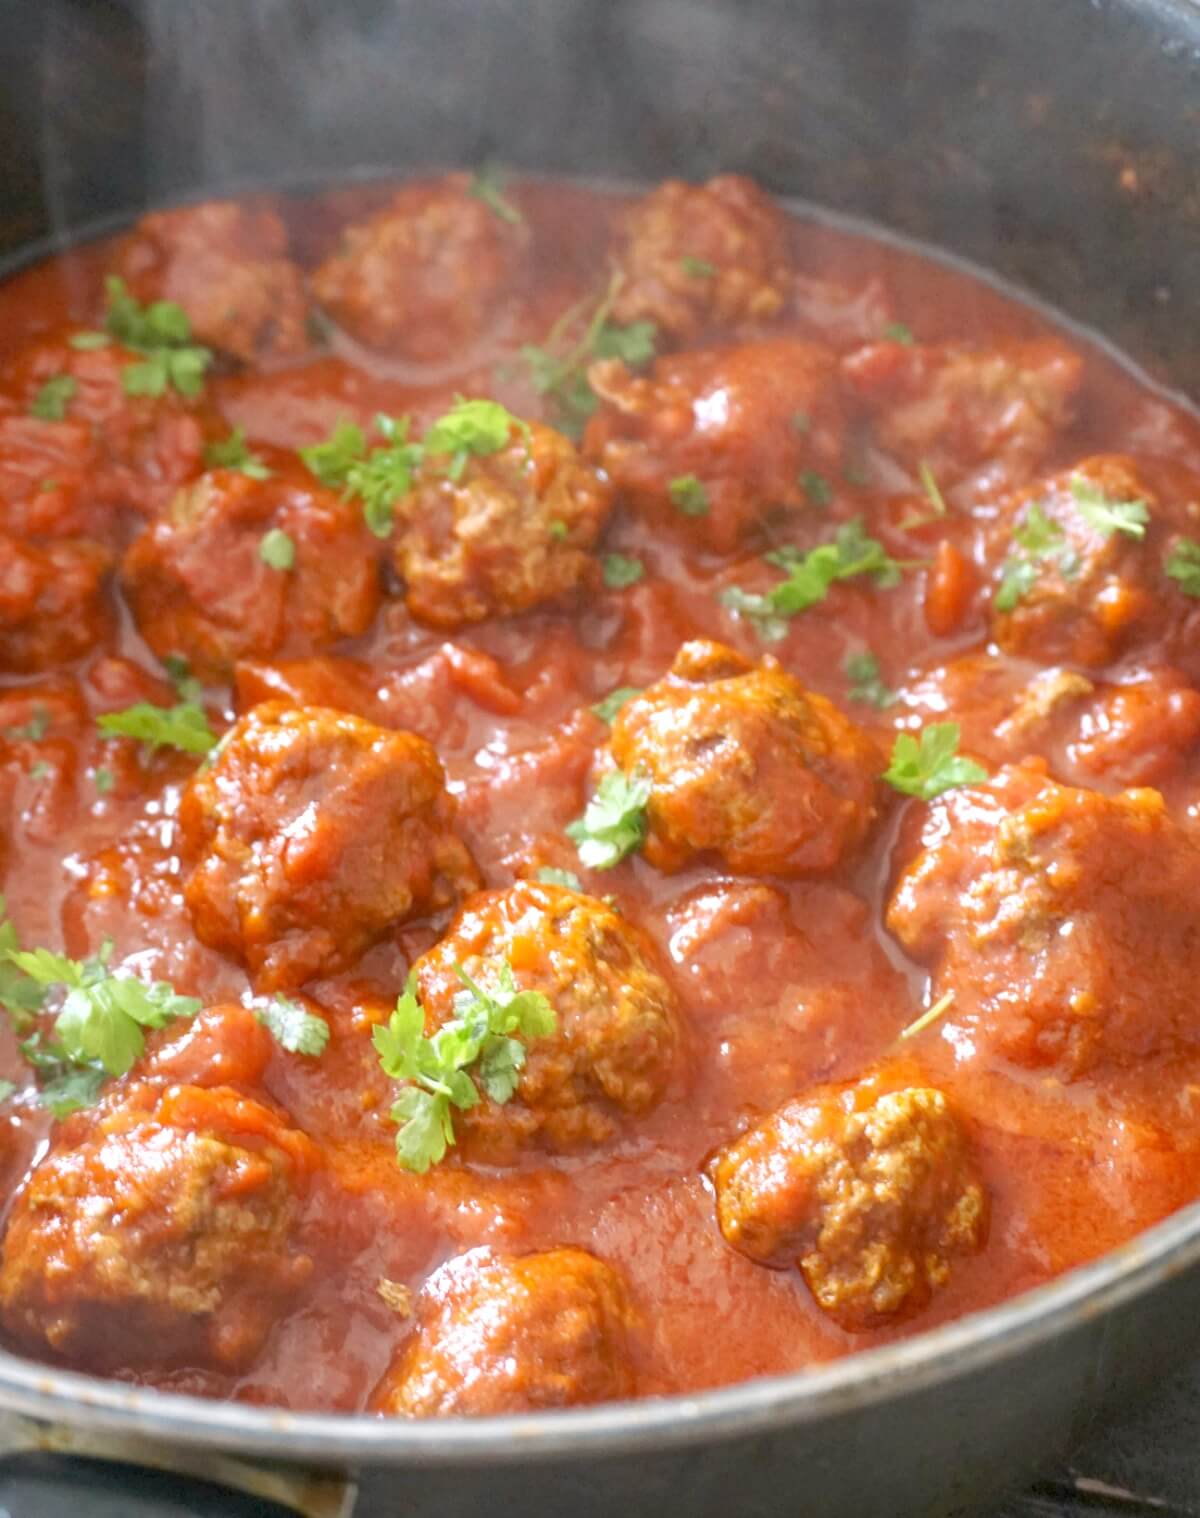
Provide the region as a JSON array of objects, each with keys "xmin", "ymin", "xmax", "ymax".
[{"xmin": 2, "ymin": 177, "xmax": 1200, "ymax": 1412}]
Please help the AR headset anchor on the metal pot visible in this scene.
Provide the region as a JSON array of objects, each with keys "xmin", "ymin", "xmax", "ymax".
[{"xmin": 2, "ymin": 1, "xmax": 1200, "ymax": 1513}]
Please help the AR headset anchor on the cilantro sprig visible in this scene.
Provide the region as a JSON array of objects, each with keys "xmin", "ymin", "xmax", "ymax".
[
  {"xmin": 567, "ymin": 767, "xmax": 651, "ymax": 869},
  {"xmin": 259, "ymin": 528, "xmax": 295, "ymax": 571},
  {"xmin": 590, "ymin": 686, "xmax": 642, "ymax": 725},
  {"xmin": 74, "ymin": 276, "xmax": 212, "ymax": 399},
  {"xmin": 844, "ymin": 650, "xmax": 896, "ymax": 710},
  {"xmin": 204, "ymin": 427, "xmax": 272, "ymax": 480},
  {"xmin": 669, "ymin": 475, "xmax": 710, "ymax": 517},
  {"xmin": 518, "ymin": 273, "xmax": 657, "ymax": 438},
  {"xmin": 883, "ymin": 723, "xmax": 988, "ymax": 801},
  {"xmin": 1069, "ymin": 474, "xmax": 1149, "ymax": 540},
  {"xmin": 467, "ymin": 162, "xmax": 524, "ymax": 226},
  {"xmin": 30, "ymin": 375, "xmax": 77, "ymax": 421},
  {"xmin": 721, "ymin": 518, "xmax": 905, "ymax": 641},
  {"xmin": 255, "ymin": 995, "xmax": 330, "ymax": 1057},
  {"xmin": 373, "ymin": 963, "xmax": 556, "ymax": 1173},
  {"xmin": 1166, "ymin": 537, "xmax": 1200, "ymax": 597},
  {"xmin": 97, "ymin": 700, "xmax": 217, "ymax": 756},
  {"xmin": 602, "ymin": 553, "xmax": 644, "ymax": 589},
  {"xmin": 993, "ymin": 503, "xmax": 1075, "ymax": 613}
]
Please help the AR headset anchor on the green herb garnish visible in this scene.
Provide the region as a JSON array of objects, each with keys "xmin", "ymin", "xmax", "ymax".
[
  {"xmin": 669, "ymin": 475, "xmax": 709, "ymax": 517},
  {"xmin": 255, "ymin": 995, "xmax": 330, "ymax": 1057},
  {"xmin": 883, "ymin": 723, "xmax": 988, "ymax": 801},
  {"xmin": 1069, "ymin": 474, "xmax": 1150, "ymax": 539},
  {"xmin": 467, "ymin": 162, "xmax": 524, "ymax": 226},
  {"xmin": 30, "ymin": 375, "xmax": 77, "ymax": 421},
  {"xmin": 258, "ymin": 528, "xmax": 295, "ymax": 571},
  {"xmin": 993, "ymin": 502, "xmax": 1076, "ymax": 613},
  {"xmin": 1166, "ymin": 537, "xmax": 1200, "ymax": 597},
  {"xmin": 536, "ymin": 867, "xmax": 584, "ymax": 891},
  {"xmin": 373, "ymin": 963, "xmax": 556, "ymax": 1173},
  {"xmin": 97, "ymin": 700, "xmax": 217, "ymax": 756},
  {"xmin": 800, "ymin": 470, "xmax": 832, "ymax": 507},
  {"xmin": 590, "ymin": 686, "xmax": 642, "ymax": 725},
  {"xmin": 680, "ymin": 256, "xmax": 716, "ymax": 278},
  {"xmin": 602, "ymin": 553, "xmax": 645, "ymax": 589},
  {"xmin": 844, "ymin": 650, "xmax": 896, "ymax": 710},
  {"xmin": 567, "ymin": 768, "xmax": 651, "ymax": 869},
  {"xmin": 77, "ymin": 277, "xmax": 212, "ymax": 398},
  {"xmin": 204, "ymin": 427, "xmax": 272, "ymax": 480},
  {"xmin": 882, "ymin": 322, "xmax": 914, "ymax": 345}
]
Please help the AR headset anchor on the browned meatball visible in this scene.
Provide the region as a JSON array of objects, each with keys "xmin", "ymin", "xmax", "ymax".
[
  {"xmin": 121, "ymin": 456, "xmax": 381, "ymax": 680},
  {"xmin": 711, "ymin": 1076, "xmax": 987, "ymax": 1331},
  {"xmin": 585, "ymin": 339, "xmax": 844, "ymax": 552},
  {"xmin": 609, "ymin": 640, "xmax": 881, "ymax": 876},
  {"xmin": 412, "ymin": 881, "xmax": 681, "ymax": 1162},
  {"xmin": 886, "ymin": 760, "xmax": 1200, "ymax": 1080},
  {"xmin": 0, "ymin": 535, "xmax": 112, "ymax": 671},
  {"xmin": 608, "ymin": 176, "xmax": 790, "ymax": 342},
  {"xmin": 0, "ymin": 1082, "xmax": 320, "ymax": 1371},
  {"xmin": 393, "ymin": 418, "xmax": 612, "ymax": 629},
  {"xmin": 181, "ymin": 702, "xmax": 478, "ymax": 990},
  {"xmin": 988, "ymin": 455, "xmax": 1159, "ymax": 668},
  {"xmin": 376, "ymin": 1247, "xmax": 636, "ymax": 1416},
  {"xmin": 311, "ymin": 174, "xmax": 524, "ymax": 361},
  {"xmin": 115, "ymin": 200, "xmax": 309, "ymax": 362},
  {"xmin": 841, "ymin": 337, "xmax": 1083, "ymax": 500}
]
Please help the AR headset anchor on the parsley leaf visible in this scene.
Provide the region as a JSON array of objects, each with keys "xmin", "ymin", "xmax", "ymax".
[
  {"xmin": 0, "ymin": 898, "xmax": 46, "ymax": 1033},
  {"xmin": 882, "ymin": 321, "xmax": 915, "ymax": 345},
  {"xmin": 1166, "ymin": 537, "xmax": 1200, "ymax": 597},
  {"xmin": 467, "ymin": 162, "xmax": 524, "ymax": 226},
  {"xmin": 96, "ymin": 276, "xmax": 211, "ymax": 398},
  {"xmin": 0, "ymin": 1080, "xmax": 15, "ymax": 1105},
  {"xmin": 4, "ymin": 705, "xmax": 49, "ymax": 742},
  {"xmin": 567, "ymin": 768, "xmax": 651, "ymax": 869},
  {"xmin": 18, "ymin": 1034, "xmax": 105, "ymax": 1118},
  {"xmin": 844, "ymin": 650, "xmax": 896, "ymax": 709},
  {"xmin": 93, "ymin": 767, "xmax": 115, "ymax": 795},
  {"xmin": 162, "ymin": 654, "xmax": 203, "ymax": 704},
  {"xmin": 536, "ymin": 867, "xmax": 584, "ymax": 891},
  {"xmin": 97, "ymin": 700, "xmax": 217, "ymax": 755},
  {"xmin": 883, "ymin": 722, "xmax": 988, "ymax": 801},
  {"xmin": 373, "ymin": 964, "xmax": 556, "ymax": 1172},
  {"xmin": 590, "ymin": 686, "xmax": 642, "ymax": 725},
  {"xmin": 423, "ymin": 397, "xmax": 524, "ymax": 482},
  {"xmin": 1069, "ymin": 474, "xmax": 1150, "ymax": 539},
  {"xmin": 993, "ymin": 502, "xmax": 1076, "ymax": 613},
  {"xmin": 259, "ymin": 528, "xmax": 295, "ymax": 571},
  {"xmin": 204, "ymin": 427, "xmax": 272, "ymax": 480},
  {"xmin": 800, "ymin": 470, "xmax": 832, "ymax": 507},
  {"xmin": 518, "ymin": 274, "xmax": 657, "ymax": 438},
  {"xmin": 669, "ymin": 475, "xmax": 709, "ymax": 517},
  {"xmin": 4, "ymin": 940, "xmax": 200, "ymax": 1078},
  {"xmin": 680, "ymin": 256, "xmax": 716, "ymax": 278},
  {"xmin": 300, "ymin": 420, "xmax": 366, "ymax": 489},
  {"xmin": 30, "ymin": 375, "xmax": 77, "ymax": 421},
  {"xmin": 255, "ymin": 995, "xmax": 330, "ymax": 1057},
  {"xmin": 722, "ymin": 518, "xmax": 902, "ymax": 641},
  {"xmin": 602, "ymin": 553, "xmax": 645, "ymax": 589}
]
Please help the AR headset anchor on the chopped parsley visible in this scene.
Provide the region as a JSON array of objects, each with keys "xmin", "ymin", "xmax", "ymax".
[
  {"xmin": 162, "ymin": 654, "xmax": 202, "ymax": 703},
  {"xmin": 899, "ymin": 459, "xmax": 951, "ymax": 530},
  {"xmin": 993, "ymin": 503, "xmax": 1075, "ymax": 613},
  {"xmin": 548, "ymin": 519, "xmax": 569, "ymax": 541},
  {"xmin": 4, "ymin": 705, "xmax": 49, "ymax": 742},
  {"xmin": 882, "ymin": 321, "xmax": 915, "ymax": 345},
  {"xmin": 844, "ymin": 650, "xmax": 896, "ymax": 709},
  {"xmin": 590, "ymin": 686, "xmax": 642, "ymax": 725},
  {"xmin": 800, "ymin": 469, "xmax": 832, "ymax": 507},
  {"xmin": 602, "ymin": 553, "xmax": 645, "ymax": 589},
  {"xmin": 75, "ymin": 276, "xmax": 212, "ymax": 398},
  {"xmin": 93, "ymin": 767, "xmax": 115, "ymax": 795},
  {"xmin": 0, "ymin": 898, "xmax": 45, "ymax": 1031},
  {"xmin": 97, "ymin": 699, "xmax": 217, "ymax": 755},
  {"xmin": 29, "ymin": 761, "xmax": 50, "ymax": 781},
  {"xmin": 2, "ymin": 927, "xmax": 200, "ymax": 1083},
  {"xmin": 669, "ymin": 475, "xmax": 709, "ymax": 517},
  {"xmin": 373, "ymin": 963, "xmax": 556, "ymax": 1173},
  {"xmin": 423, "ymin": 397, "xmax": 523, "ymax": 481},
  {"xmin": 567, "ymin": 768, "xmax": 651, "ymax": 869},
  {"xmin": 1069, "ymin": 474, "xmax": 1149, "ymax": 539},
  {"xmin": 721, "ymin": 518, "xmax": 903, "ymax": 641},
  {"xmin": 18, "ymin": 1035, "xmax": 105, "ymax": 1118},
  {"xmin": 518, "ymin": 273, "xmax": 657, "ymax": 438},
  {"xmin": 346, "ymin": 414, "xmax": 423, "ymax": 539},
  {"xmin": 300, "ymin": 420, "xmax": 367, "ymax": 489},
  {"xmin": 255, "ymin": 995, "xmax": 330, "ymax": 1057},
  {"xmin": 883, "ymin": 723, "xmax": 988, "ymax": 801},
  {"xmin": 536, "ymin": 866, "xmax": 584, "ymax": 891},
  {"xmin": 258, "ymin": 527, "xmax": 296, "ymax": 571},
  {"xmin": 30, "ymin": 374, "xmax": 77, "ymax": 421},
  {"xmin": 467, "ymin": 162, "xmax": 524, "ymax": 226},
  {"xmin": 1166, "ymin": 537, "xmax": 1200, "ymax": 597},
  {"xmin": 204, "ymin": 427, "xmax": 272, "ymax": 480},
  {"xmin": 680, "ymin": 256, "xmax": 716, "ymax": 278}
]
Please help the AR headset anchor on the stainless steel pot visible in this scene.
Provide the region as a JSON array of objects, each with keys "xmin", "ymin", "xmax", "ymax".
[{"xmin": 3, "ymin": 1, "xmax": 1200, "ymax": 1513}]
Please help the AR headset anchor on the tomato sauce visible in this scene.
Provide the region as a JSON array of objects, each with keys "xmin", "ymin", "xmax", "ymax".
[{"xmin": 2, "ymin": 175, "xmax": 1200, "ymax": 1414}]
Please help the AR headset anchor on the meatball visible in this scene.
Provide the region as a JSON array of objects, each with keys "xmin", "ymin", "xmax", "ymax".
[
  {"xmin": 376, "ymin": 1247, "xmax": 636, "ymax": 1416},
  {"xmin": 1068, "ymin": 669, "xmax": 1200, "ymax": 787},
  {"xmin": 585, "ymin": 339, "xmax": 844, "ymax": 552},
  {"xmin": 608, "ymin": 640, "xmax": 881, "ymax": 876},
  {"xmin": 115, "ymin": 200, "xmax": 309, "ymax": 362},
  {"xmin": 311, "ymin": 174, "xmax": 524, "ymax": 361},
  {"xmin": 608, "ymin": 175, "xmax": 790, "ymax": 342},
  {"xmin": 0, "ymin": 535, "xmax": 112, "ymax": 671},
  {"xmin": 886, "ymin": 760, "xmax": 1200, "ymax": 1079},
  {"xmin": 0, "ymin": 334, "xmax": 207, "ymax": 524},
  {"xmin": 412, "ymin": 880, "xmax": 681, "ymax": 1161},
  {"xmin": 988, "ymin": 455, "xmax": 1159, "ymax": 668},
  {"xmin": 393, "ymin": 418, "xmax": 612, "ymax": 629},
  {"xmin": 711, "ymin": 1077, "xmax": 987, "ymax": 1331},
  {"xmin": 841, "ymin": 337, "xmax": 1083, "ymax": 500},
  {"xmin": 181, "ymin": 702, "xmax": 478, "ymax": 990},
  {"xmin": 0, "ymin": 1082, "xmax": 319, "ymax": 1371},
  {"xmin": 121, "ymin": 457, "xmax": 381, "ymax": 679}
]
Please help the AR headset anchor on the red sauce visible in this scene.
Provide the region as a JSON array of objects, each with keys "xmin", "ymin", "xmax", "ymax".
[{"xmin": 2, "ymin": 174, "xmax": 1200, "ymax": 1414}]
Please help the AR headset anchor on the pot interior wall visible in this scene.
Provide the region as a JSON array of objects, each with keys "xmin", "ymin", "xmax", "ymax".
[{"xmin": 3, "ymin": 0, "xmax": 1200, "ymax": 393}]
